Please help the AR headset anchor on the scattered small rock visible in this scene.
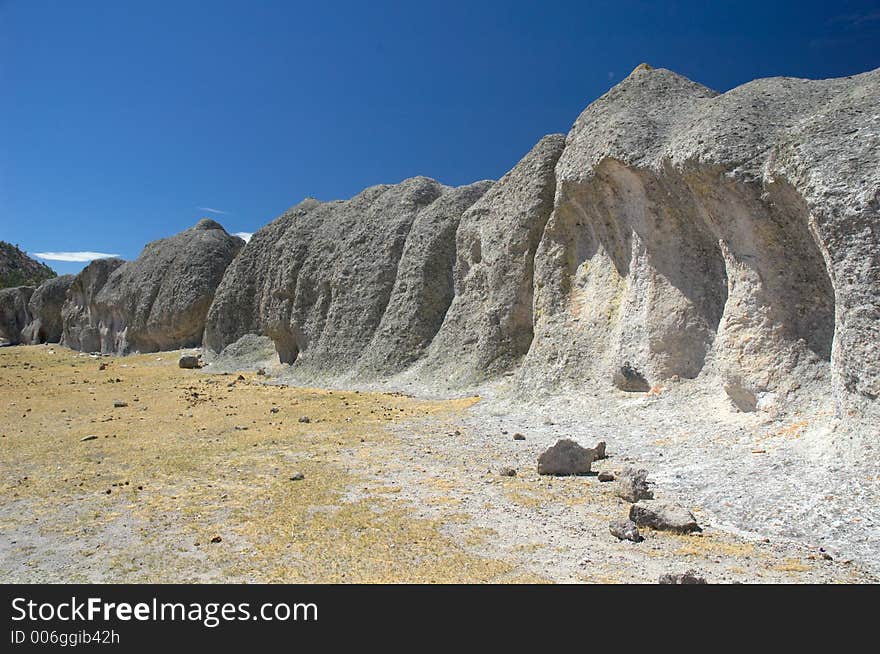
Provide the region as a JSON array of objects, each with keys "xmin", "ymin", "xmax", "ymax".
[
  {"xmin": 256, "ymin": 368, "xmax": 266, "ymax": 376},
  {"xmin": 537, "ymin": 438, "xmax": 593, "ymax": 475},
  {"xmin": 630, "ymin": 501, "xmax": 701, "ymax": 534},
  {"xmin": 299, "ymin": 416, "xmax": 311, "ymax": 423},
  {"xmin": 113, "ymin": 400, "xmax": 128, "ymax": 408},
  {"xmin": 178, "ymin": 355, "xmax": 201, "ymax": 369},
  {"xmin": 615, "ymin": 468, "xmax": 654, "ymax": 503},
  {"xmin": 513, "ymin": 433, "xmax": 526, "ymax": 441},
  {"xmin": 598, "ymin": 471, "xmax": 616, "ymax": 482},
  {"xmin": 499, "ymin": 467, "xmax": 517, "ymax": 477},
  {"xmin": 270, "ymin": 407, "xmax": 279, "ymax": 414},
  {"xmin": 659, "ymin": 570, "xmax": 707, "ymax": 584},
  {"xmin": 289, "ymin": 472, "xmax": 305, "ymax": 481},
  {"xmin": 98, "ymin": 362, "xmax": 107, "ymax": 371},
  {"xmin": 612, "ymin": 362, "xmax": 650, "ymax": 392},
  {"xmin": 609, "ymin": 519, "xmax": 643, "ymax": 542},
  {"xmin": 80, "ymin": 435, "xmax": 98, "ymax": 442},
  {"xmin": 210, "ymin": 535, "xmax": 222, "ymax": 544}
]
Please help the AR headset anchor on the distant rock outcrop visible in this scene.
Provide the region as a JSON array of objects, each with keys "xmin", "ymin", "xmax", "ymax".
[
  {"xmin": 61, "ymin": 258, "xmax": 125, "ymax": 352},
  {"xmin": 62, "ymin": 219, "xmax": 243, "ymax": 353},
  {"xmin": 0, "ymin": 241, "xmax": 55, "ymax": 289},
  {"xmin": 0, "ymin": 286, "xmax": 34, "ymax": 345},
  {"xmin": 204, "ymin": 179, "xmax": 493, "ymax": 380},
  {"xmin": 21, "ymin": 275, "xmax": 75, "ymax": 344}
]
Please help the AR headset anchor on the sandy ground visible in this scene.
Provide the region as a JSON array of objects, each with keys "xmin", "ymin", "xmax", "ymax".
[{"xmin": 1, "ymin": 345, "xmax": 874, "ymax": 583}]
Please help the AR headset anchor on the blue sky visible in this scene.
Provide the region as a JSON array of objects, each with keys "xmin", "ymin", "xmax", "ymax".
[{"xmin": 2, "ymin": 1, "xmax": 878, "ymax": 274}]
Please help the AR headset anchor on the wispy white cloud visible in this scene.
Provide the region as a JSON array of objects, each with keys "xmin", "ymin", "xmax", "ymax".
[
  {"xmin": 32, "ymin": 251, "xmax": 120, "ymax": 263},
  {"xmin": 198, "ymin": 207, "xmax": 228, "ymax": 215},
  {"xmin": 831, "ymin": 10, "xmax": 880, "ymax": 25},
  {"xmin": 233, "ymin": 232, "xmax": 253, "ymax": 243}
]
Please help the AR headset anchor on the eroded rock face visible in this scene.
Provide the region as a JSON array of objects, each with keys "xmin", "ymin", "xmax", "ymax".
[
  {"xmin": 61, "ymin": 258, "xmax": 125, "ymax": 352},
  {"xmin": 0, "ymin": 286, "xmax": 34, "ymax": 345},
  {"xmin": 419, "ymin": 135, "xmax": 565, "ymax": 384},
  {"xmin": 204, "ymin": 178, "xmax": 494, "ymax": 381},
  {"xmin": 202, "ymin": 65, "xmax": 877, "ymax": 422},
  {"xmin": 519, "ymin": 64, "xmax": 879, "ymax": 418},
  {"xmin": 62, "ymin": 220, "xmax": 243, "ymax": 354},
  {"xmin": 21, "ymin": 275, "xmax": 75, "ymax": 344}
]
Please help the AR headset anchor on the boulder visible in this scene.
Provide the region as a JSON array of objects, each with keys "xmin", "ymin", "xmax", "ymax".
[
  {"xmin": 609, "ymin": 519, "xmax": 643, "ymax": 542},
  {"xmin": 0, "ymin": 286, "xmax": 34, "ymax": 344},
  {"xmin": 629, "ymin": 501, "xmax": 701, "ymax": 534},
  {"xmin": 537, "ymin": 438, "xmax": 594, "ymax": 475},
  {"xmin": 659, "ymin": 570, "xmax": 707, "ymax": 584},
  {"xmin": 63, "ymin": 220, "xmax": 242, "ymax": 354},
  {"xmin": 615, "ymin": 468, "xmax": 654, "ymax": 503},
  {"xmin": 21, "ymin": 275, "xmax": 74, "ymax": 344},
  {"xmin": 61, "ymin": 257, "xmax": 126, "ymax": 352},
  {"xmin": 179, "ymin": 355, "xmax": 201, "ymax": 369},
  {"xmin": 612, "ymin": 363, "xmax": 650, "ymax": 392}
]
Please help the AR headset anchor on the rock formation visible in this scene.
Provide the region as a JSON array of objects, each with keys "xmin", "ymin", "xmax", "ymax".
[
  {"xmin": 204, "ymin": 178, "xmax": 494, "ymax": 380},
  {"xmin": 61, "ymin": 257, "xmax": 125, "ymax": 352},
  {"xmin": 0, "ymin": 286, "xmax": 34, "ymax": 345},
  {"xmin": 417, "ymin": 134, "xmax": 565, "ymax": 383},
  {"xmin": 32, "ymin": 64, "xmax": 870, "ymax": 424},
  {"xmin": 61, "ymin": 219, "xmax": 243, "ymax": 354},
  {"xmin": 518, "ymin": 64, "xmax": 879, "ymax": 419},
  {"xmin": 21, "ymin": 275, "xmax": 75, "ymax": 344},
  {"xmin": 0, "ymin": 241, "xmax": 55, "ymax": 289},
  {"xmin": 202, "ymin": 65, "xmax": 879, "ymax": 421}
]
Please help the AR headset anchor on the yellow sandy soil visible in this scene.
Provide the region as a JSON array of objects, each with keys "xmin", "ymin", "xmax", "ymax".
[{"xmin": 0, "ymin": 345, "xmax": 533, "ymax": 582}]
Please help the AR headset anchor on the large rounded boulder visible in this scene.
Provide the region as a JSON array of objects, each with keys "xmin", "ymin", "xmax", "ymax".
[
  {"xmin": 0, "ymin": 286, "xmax": 34, "ymax": 345},
  {"xmin": 63, "ymin": 219, "xmax": 243, "ymax": 354},
  {"xmin": 21, "ymin": 275, "xmax": 75, "ymax": 344}
]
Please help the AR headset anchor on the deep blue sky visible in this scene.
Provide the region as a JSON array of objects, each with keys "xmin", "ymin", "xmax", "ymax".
[{"xmin": 2, "ymin": 0, "xmax": 878, "ymax": 274}]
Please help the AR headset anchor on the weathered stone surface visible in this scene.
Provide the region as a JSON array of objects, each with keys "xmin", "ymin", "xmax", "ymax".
[
  {"xmin": 609, "ymin": 519, "xmax": 643, "ymax": 542},
  {"xmin": 21, "ymin": 275, "xmax": 74, "ymax": 344},
  {"xmin": 61, "ymin": 258, "xmax": 125, "ymax": 352},
  {"xmin": 195, "ymin": 65, "xmax": 879, "ymax": 424},
  {"xmin": 520, "ymin": 64, "xmax": 880, "ymax": 420},
  {"xmin": 204, "ymin": 178, "xmax": 493, "ymax": 382},
  {"xmin": 537, "ymin": 438, "xmax": 594, "ymax": 475},
  {"xmin": 0, "ymin": 286, "xmax": 34, "ymax": 344},
  {"xmin": 615, "ymin": 468, "xmax": 654, "ymax": 503},
  {"xmin": 65, "ymin": 220, "xmax": 242, "ymax": 354},
  {"xmin": 418, "ymin": 135, "xmax": 565, "ymax": 384},
  {"xmin": 630, "ymin": 500, "xmax": 701, "ymax": 533}
]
